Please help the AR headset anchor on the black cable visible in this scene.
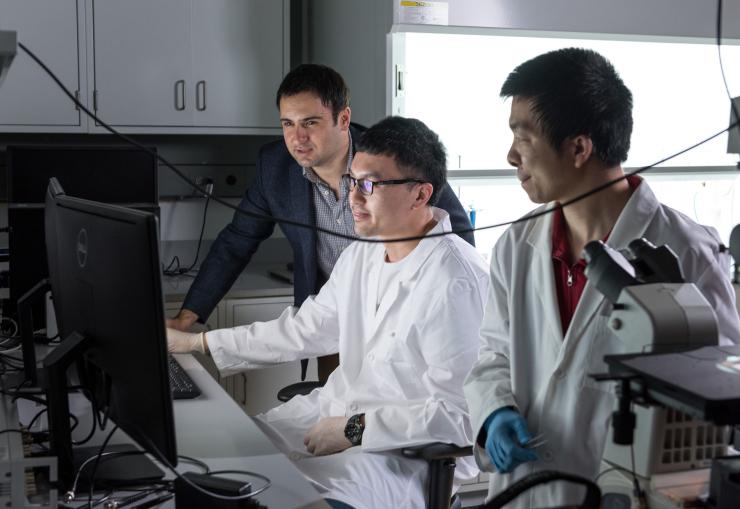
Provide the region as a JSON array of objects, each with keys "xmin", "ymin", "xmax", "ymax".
[
  {"xmin": 86, "ymin": 424, "xmax": 120, "ymax": 508},
  {"xmin": 593, "ymin": 466, "xmax": 617, "ymax": 483},
  {"xmin": 13, "ymin": 377, "xmax": 32, "ymax": 391},
  {"xmin": 0, "ymin": 338, "xmax": 21, "ymax": 351},
  {"xmin": 629, "ymin": 432, "xmax": 648, "ymax": 508},
  {"xmin": 717, "ymin": 0, "xmax": 740, "ymax": 124},
  {"xmin": 0, "ymin": 428, "xmax": 23, "ymax": 436},
  {"xmin": 163, "ymin": 194, "xmax": 210, "ymax": 277},
  {"xmin": 66, "ymin": 450, "xmax": 157, "ymax": 505},
  {"xmin": 69, "ymin": 413, "xmax": 80, "ymax": 431},
  {"xmin": 176, "ymin": 455, "xmax": 210, "ymax": 474},
  {"xmin": 162, "ymin": 255, "xmax": 181, "ymax": 276},
  {"xmin": 102, "ymin": 486, "xmax": 169, "ymax": 508},
  {"xmin": 25, "ymin": 408, "xmax": 47, "ymax": 430},
  {"xmin": 15, "ymin": 40, "xmax": 740, "ymax": 245},
  {"xmin": 8, "ymin": 391, "xmax": 46, "ymax": 406},
  {"xmin": 72, "ymin": 411, "xmax": 97, "ymax": 446},
  {"xmin": 95, "ymin": 401, "xmax": 111, "ymax": 431},
  {"xmin": 183, "ymin": 195, "xmax": 210, "ymax": 273},
  {"xmin": 15, "ymin": 41, "xmax": 356, "ymax": 242},
  {"xmin": 0, "ymin": 351, "xmax": 25, "ymax": 367},
  {"xmin": 135, "ymin": 432, "xmax": 271, "ymax": 502}
]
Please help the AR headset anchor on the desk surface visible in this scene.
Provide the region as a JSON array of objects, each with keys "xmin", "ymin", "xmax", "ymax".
[
  {"xmin": 5, "ymin": 354, "xmax": 328, "ymax": 509},
  {"xmin": 160, "ymin": 262, "xmax": 294, "ymax": 302},
  {"xmin": 164, "ymin": 355, "xmax": 328, "ymax": 508}
]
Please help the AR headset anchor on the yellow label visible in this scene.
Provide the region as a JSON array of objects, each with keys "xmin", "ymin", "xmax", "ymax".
[{"xmin": 400, "ymin": 1, "xmax": 430, "ymax": 7}]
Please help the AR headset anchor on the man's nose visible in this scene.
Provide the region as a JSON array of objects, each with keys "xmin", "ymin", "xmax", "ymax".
[
  {"xmin": 507, "ymin": 144, "xmax": 520, "ymax": 168},
  {"xmin": 349, "ymin": 185, "xmax": 365, "ymax": 205},
  {"xmin": 295, "ymin": 125, "xmax": 309, "ymax": 141}
]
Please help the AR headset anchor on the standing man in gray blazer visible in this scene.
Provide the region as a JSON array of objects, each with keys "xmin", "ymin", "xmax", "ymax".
[{"xmin": 167, "ymin": 64, "xmax": 474, "ymax": 382}]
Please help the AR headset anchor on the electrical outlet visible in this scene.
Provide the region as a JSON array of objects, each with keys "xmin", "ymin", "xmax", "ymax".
[
  {"xmin": 159, "ymin": 165, "xmax": 252, "ymax": 198},
  {"xmin": 194, "ymin": 176, "xmax": 214, "ymax": 197}
]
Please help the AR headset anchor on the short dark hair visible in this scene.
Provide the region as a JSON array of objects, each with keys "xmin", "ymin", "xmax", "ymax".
[
  {"xmin": 276, "ymin": 64, "xmax": 350, "ymax": 122},
  {"xmin": 356, "ymin": 116, "xmax": 447, "ymax": 206},
  {"xmin": 500, "ymin": 47, "xmax": 633, "ymax": 166}
]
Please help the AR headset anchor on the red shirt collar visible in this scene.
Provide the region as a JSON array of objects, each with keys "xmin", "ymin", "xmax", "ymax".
[{"xmin": 551, "ymin": 175, "xmax": 642, "ymax": 262}]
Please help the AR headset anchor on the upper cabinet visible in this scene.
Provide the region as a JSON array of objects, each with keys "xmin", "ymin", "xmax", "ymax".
[
  {"xmin": 91, "ymin": 0, "xmax": 288, "ymax": 133},
  {"xmin": 0, "ymin": 0, "xmax": 87, "ymax": 132},
  {"xmin": 189, "ymin": 1, "xmax": 286, "ymax": 129},
  {"xmin": 0, "ymin": 0, "xmax": 289, "ymax": 134},
  {"xmin": 91, "ymin": 0, "xmax": 194, "ymax": 128}
]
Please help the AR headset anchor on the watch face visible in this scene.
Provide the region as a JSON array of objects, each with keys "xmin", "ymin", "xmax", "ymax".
[{"xmin": 345, "ymin": 414, "xmax": 364, "ymax": 446}]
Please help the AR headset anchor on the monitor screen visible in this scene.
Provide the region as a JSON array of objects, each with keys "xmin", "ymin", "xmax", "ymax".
[
  {"xmin": 7, "ymin": 145, "xmax": 159, "ymax": 327},
  {"xmin": 44, "ymin": 180, "xmax": 177, "ymax": 483}
]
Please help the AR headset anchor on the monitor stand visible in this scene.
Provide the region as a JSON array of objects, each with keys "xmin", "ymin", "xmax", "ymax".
[
  {"xmin": 43, "ymin": 332, "xmax": 164, "ymax": 490},
  {"xmin": 72, "ymin": 443, "xmax": 165, "ymax": 490}
]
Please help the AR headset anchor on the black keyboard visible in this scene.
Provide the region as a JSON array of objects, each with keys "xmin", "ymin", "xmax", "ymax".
[{"xmin": 168, "ymin": 354, "xmax": 201, "ymax": 399}]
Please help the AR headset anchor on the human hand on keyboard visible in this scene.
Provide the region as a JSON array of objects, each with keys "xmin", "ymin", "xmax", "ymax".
[{"xmin": 166, "ymin": 328, "xmax": 206, "ymax": 354}]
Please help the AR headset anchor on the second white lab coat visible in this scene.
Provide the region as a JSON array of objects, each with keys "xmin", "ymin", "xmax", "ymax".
[
  {"xmin": 208, "ymin": 209, "xmax": 490, "ymax": 509},
  {"xmin": 464, "ymin": 182, "xmax": 740, "ymax": 508}
]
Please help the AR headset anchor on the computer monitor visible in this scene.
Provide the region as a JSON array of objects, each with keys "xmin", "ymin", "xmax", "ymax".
[
  {"xmin": 16, "ymin": 177, "xmax": 66, "ymax": 386},
  {"xmin": 42, "ymin": 179, "xmax": 176, "ymax": 489},
  {"xmin": 7, "ymin": 145, "xmax": 158, "ymax": 330}
]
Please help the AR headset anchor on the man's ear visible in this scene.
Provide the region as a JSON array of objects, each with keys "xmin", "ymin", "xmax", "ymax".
[
  {"xmin": 338, "ymin": 107, "xmax": 351, "ymax": 130},
  {"xmin": 411, "ymin": 183, "xmax": 434, "ymax": 209},
  {"xmin": 567, "ymin": 135, "xmax": 594, "ymax": 168}
]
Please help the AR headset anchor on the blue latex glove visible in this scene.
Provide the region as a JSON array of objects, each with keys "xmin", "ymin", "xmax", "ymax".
[{"xmin": 483, "ymin": 407, "xmax": 538, "ymax": 473}]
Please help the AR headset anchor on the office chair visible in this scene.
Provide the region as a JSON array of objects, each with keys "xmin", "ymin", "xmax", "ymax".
[
  {"xmin": 277, "ymin": 382, "xmax": 473, "ymax": 509},
  {"xmin": 401, "ymin": 443, "xmax": 473, "ymax": 509},
  {"xmin": 277, "ymin": 380, "xmax": 324, "ymax": 402}
]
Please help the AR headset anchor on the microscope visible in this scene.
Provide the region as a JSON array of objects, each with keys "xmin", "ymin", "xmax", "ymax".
[{"xmin": 584, "ymin": 239, "xmax": 740, "ymax": 509}]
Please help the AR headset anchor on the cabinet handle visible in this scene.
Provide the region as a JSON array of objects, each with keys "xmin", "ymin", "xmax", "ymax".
[
  {"xmin": 174, "ymin": 80, "xmax": 186, "ymax": 111},
  {"xmin": 196, "ymin": 80, "xmax": 206, "ymax": 111}
]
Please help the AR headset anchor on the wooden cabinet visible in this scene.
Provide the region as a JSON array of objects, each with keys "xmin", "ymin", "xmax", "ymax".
[{"xmin": 0, "ymin": 0, "xmax": 87, "ymax": 132}]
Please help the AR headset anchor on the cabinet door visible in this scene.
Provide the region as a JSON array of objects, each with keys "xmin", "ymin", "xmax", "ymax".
[
  {"xmin": 92, "ymin": 0, "xmax": 193, "ymax": 126},
  {"xmin": 0, "ymin": 0, "xmax": 83, "ymax": 130},
  {"xmin": 190, "ymin": 0, "xmax": 286, "ymax": 128},
  {"xmin": 228, "ymin": 296, "xmax": 317, "ymax": 415}
]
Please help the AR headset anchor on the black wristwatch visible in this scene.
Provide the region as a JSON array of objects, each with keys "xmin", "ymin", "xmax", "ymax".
[{"xmin": 344, "ymin": 413, "xmax": 365, "ymax": 446}]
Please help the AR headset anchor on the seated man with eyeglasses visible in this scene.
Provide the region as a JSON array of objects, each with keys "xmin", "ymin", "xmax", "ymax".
[{"xmin": 167, "ymin": 116, "xmax": 489, "ymax": 509}]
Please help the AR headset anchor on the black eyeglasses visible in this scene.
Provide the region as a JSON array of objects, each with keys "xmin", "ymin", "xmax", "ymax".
[{"xmin": 346, "ymin": 175, "xmax": 427, "ymax": 196}]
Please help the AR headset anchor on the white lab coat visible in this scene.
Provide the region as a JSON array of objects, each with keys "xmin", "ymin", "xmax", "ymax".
[
  {"xmin": 208, "ymin": 209, "xmax": 490, "ymax": 509},
  {"xmin": 464, "ymin": 181, "xmax": 740, "ymax": 508}
]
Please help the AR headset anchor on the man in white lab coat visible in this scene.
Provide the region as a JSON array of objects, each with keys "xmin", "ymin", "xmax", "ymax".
[
  {"xmin": 464, "ymin": 48, "xmax": 740, "ymax": 508},
  {"xmin": 168, "ymin": 116, "xmax": 489, "ymax": 509}
]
